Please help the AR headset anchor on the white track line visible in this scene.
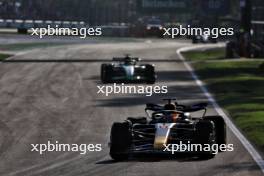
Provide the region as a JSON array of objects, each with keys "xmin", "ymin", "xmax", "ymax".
[{"xmin": 177, "ymin": 45, "xmax": 264, "ymax": 173}]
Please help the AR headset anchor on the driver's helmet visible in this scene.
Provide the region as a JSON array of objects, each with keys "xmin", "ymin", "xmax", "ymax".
[
  {"xmin": 164, "ymin": 103, "xmax": 176, "ymax": 110},
  {"xmin": 124, "ymin": 57, "xmax": 134, "ymax": 65}
]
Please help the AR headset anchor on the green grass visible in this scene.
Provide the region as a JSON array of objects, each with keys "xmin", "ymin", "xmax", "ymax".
[
  {"xmin": 0, "ymin": 53, "xmax": 12, "ymax": 61},
  {"xmin": 184, "ymin": 49, "xmax": 264, "ymax": 151},
  {"xmin": 182, "ymin": 48, "xmax": 225, "ymax": 61}
]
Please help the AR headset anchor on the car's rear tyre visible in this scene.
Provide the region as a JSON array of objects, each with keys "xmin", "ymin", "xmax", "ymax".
[
  {"xmin": 101, "ymin": 64, "xmax": 111, "ymax": 83},
  {"xmin": 145, "ymin": 65, "xmax": 156, "ymax": 84},
  {"xmin": 110, "ymin": 122, "xmax": 131, "ymax": 161},
  {"xmin": 17, "ymin": 28, "xmax": 28, "ymax": 34},
  {"xmin": 195, "ymin": 120, "xmax": 216, "ymax": 159},
  {"xmin": 158, "ymin": 31, "xmax": 164, "ymax": 38},
  {"xmin": 204, "ymin": 116, "xmax": 226, "ymax": 148}
]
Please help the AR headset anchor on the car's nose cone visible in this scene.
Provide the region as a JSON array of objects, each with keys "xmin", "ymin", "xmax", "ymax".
[{"xmin": 123, "ymin": 65, "xmax": 135, "ymax": 78}]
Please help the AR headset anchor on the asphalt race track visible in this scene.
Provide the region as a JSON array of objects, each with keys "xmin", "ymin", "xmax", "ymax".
[{"xmin": 0, "ymin": 38, "xmax": 263, "ymax": 176}]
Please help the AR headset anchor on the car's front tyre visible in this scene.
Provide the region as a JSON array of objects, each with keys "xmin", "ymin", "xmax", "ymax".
[
  {"xmin": 195, "ymin": 120, "xmax": 216, "ymax": 159},
  {"xmin": 145, "ymin": 65, "xmax": 156, "ymax": 84},
  {"xmin": 204, "ymin": 116, "xmax": 226, "ymax": 147},
  {"xmin": 110, "ymin": 122, "xmax": 132, "ymax": 161},
  {"xmin": 101, "ymin": 64, "xmax": 112, "ymax": 83}
]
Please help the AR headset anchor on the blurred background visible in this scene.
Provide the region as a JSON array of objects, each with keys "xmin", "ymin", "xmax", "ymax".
[
  {"xmin": 0, "ymin": 0, "xmax": 242, "ymax": 25},
  {"xmin": 0, "ymin": 0, "xmax": 263, "ymax": 57}
]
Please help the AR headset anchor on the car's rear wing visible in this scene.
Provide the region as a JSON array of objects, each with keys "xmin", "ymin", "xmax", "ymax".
[
  {"xmin": 145, "ymin": 103, "xmax": 164, "ymax": 118},
  {"xmin": 145, "ymin": 103, "xmax": 163, "ymax": 111},
  {"xmin": 145, "ymin": 102, "xmax": 208, "ymax": 118},
  {"xmin": 180, "ymin": 103, "xmax": 208, "ymax": 117},
  {"xmin": 145, "ymin": 102, "xmax": 207, "ymax": 112},
  {"xmin": 181, "ymin": 103, "xmax": 208, "ymax": 112}
]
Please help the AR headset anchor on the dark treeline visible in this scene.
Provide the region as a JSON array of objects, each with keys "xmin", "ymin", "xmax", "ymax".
[
  {"xmin": 0, "ymin": 0, "xmax": 136, "ymax": 25},
  {"xmin": 0, "ymin": 0, "xmax": 263, "ymax": 25}
]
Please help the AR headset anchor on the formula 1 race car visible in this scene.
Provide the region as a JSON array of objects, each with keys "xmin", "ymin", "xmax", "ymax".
[
  {"xmin": 109, "ymin": 99, "xmax": 226, "ymax": 161},
  {"xmin": 192, "ymin": 34, "xmax": 217, "ymax": 44},
  {"xmin": 144, "ymin": 19, "xmax": 164, "ymax": 38},
  {"xmin": 101, "ymin": 55, "xmax": 156, "ymax": 84}
]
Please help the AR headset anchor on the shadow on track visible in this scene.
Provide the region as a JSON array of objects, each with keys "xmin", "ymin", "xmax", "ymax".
[
  {"xmin": 96, "ymin": 96, "xmax": 159, "ymax": 107},
  {"xmin": 96, "ymin": 153, "xmax": 215, "ymax": 165},
  {"xmin": 2, "ymin": 59, "xmax": 182, "ymax": 63},
  {"xmin": 96, "ymin": 88, "xmax": 207, "ymax": 108},
  {"xmin": 3, "ymin": 59, "xmax": 110, "ymax": 63}
]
